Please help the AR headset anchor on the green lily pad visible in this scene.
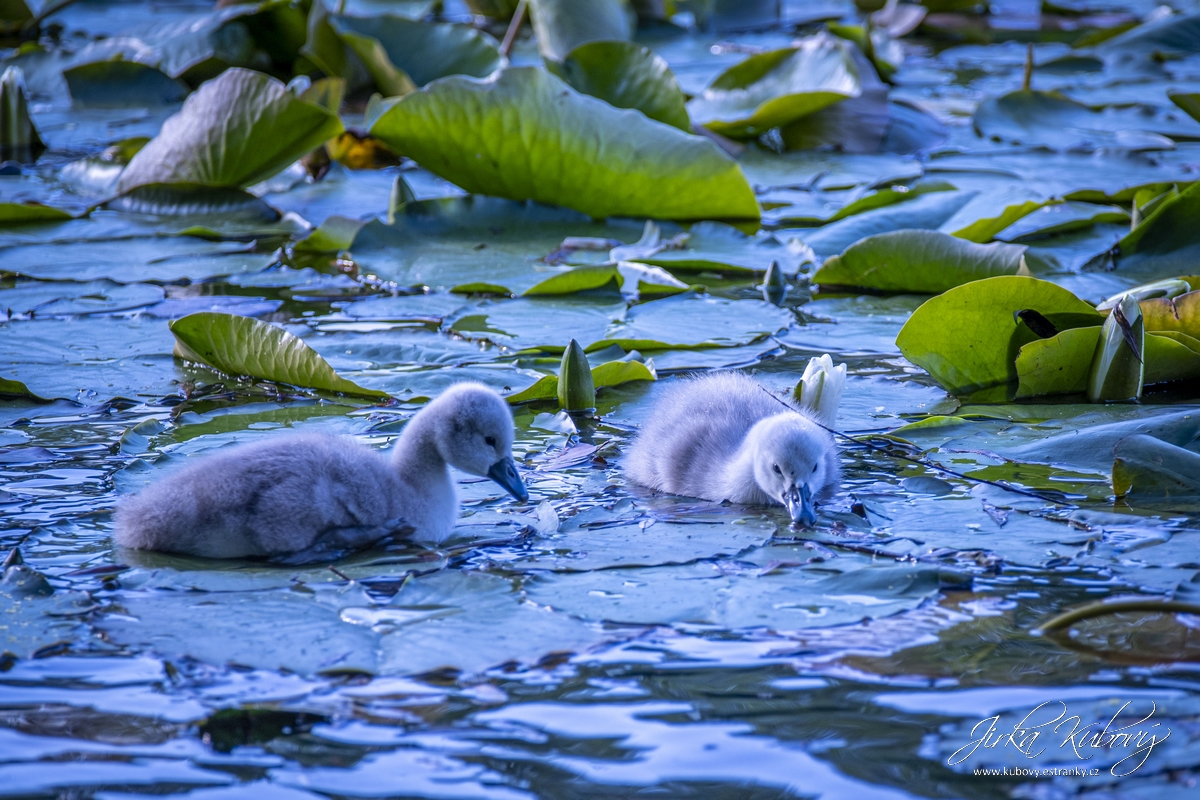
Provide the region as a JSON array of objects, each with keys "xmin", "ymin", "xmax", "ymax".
[
  {"xmin": 687, "ymin": 34, "xmax": 864, "ymax": 140},
  {"xmin": 0, "ymin": 201, "xmax": 73, "ymax": 226},
  {"xmin": 1117, "ymin": 181, "xmax": 1200, "ymax": 275},
  {"xmin": 994, "ymin": 201, "xmax": 1130, "ymax": 242},
  {"xmin": 528, "ymin": 0, "xmax": 633, "ymax": 62},
  {"xmin": 951, "ymin": 199, "xmax": 1046, "ymax": 244},
  {"xmin": 896, "ymin": 276, "xmax": 1103, "ymax": 400},
  {"xmin": 0, "ymin": 375, "xmax": 50, "ymax": 401},
  {"xmin": 554, "ymin": 40, "xmax": 690, "ymax": 131},
  {"xmin": 368, "ymin": 67, "xmax": 758, "ymax": 221},
  {"xmin": 117, "ymin": 68, "xmax": 344, "ymax": 193},
  {"xmin": 63, "ymin": 60, "xmax": 189, "ymax": 107},
  {"xmin": 813, "ymin": 230, "xmax": 1028, "ymax": 293},
  {"xmin": 522, "ymin": 263, "xmax": 687, "ymax": 298},
  {"xmin": 169, "ymin": 312, "xmax": 390, "ymax": 399},
  {"xmin": 798, "ymin": 190, "xmax": 978, "ymax": 258}
]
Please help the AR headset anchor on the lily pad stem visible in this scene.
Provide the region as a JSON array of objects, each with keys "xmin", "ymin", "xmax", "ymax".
[
  {"xmin": 501, "ymin": 0, "xmax": 529, "ymax": 59},
  {"xmin": 1034, "ymin": 598, "xmax": 1200, "ymax": 635},
  {"xmin": 1022, "ymin": 43, "xmax": 1033, "ymax": 91}
]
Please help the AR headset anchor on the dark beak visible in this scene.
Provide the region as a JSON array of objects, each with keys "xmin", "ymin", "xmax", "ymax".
[
  {"xmin": 784, "ymin": 484, "xmax": 816, "ymax": 527},
  {"xmin": 487, "ymin": 456, "xmax": 528, "ymax": 501}
]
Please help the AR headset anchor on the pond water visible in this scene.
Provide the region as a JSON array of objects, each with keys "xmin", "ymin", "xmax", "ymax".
[{"xmin": 2, "ymin": 1, "xmax": 1200, "ymax": 798}]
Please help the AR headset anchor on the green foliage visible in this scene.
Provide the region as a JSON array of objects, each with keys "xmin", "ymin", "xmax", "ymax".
[
  {"xmin": 528, "ymin": 0, "xmax": 633, "ymax": 62},
  {"xmin": 169, "ymin": 312, "xmax": 389, "ymax": 399},
  {"xmin": 506, "ymin": 356, "xmax": 655, "ymax": 404},
  {"xmin": 813, "ymin": 229, "xmax": 1028, "ymax": 293},
  {"xmin": 368, "ymin": 67, "xmax": 759, "ymax": 221},
  {"xmin": 554, "ymin": 40, "xmax": 690, "ymax": 130},
  {"xmin": 557, "ymin": 339, "xmax": 595, "ymax": 411},
  {"xmin": 116, "ymin": 68, "xmax": 344, "ymax": 192}
]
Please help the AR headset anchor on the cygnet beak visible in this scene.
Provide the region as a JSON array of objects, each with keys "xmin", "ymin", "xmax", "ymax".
[
  {"xmin": 784, "ymin": 484, "xmax": 816, "ymax": 527},
  {"xmin": 487, "ymin": 456, "xmax": 528, "ymax": 501}
]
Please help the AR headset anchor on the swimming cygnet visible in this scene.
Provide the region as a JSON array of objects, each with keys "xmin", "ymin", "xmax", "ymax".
[
  {"xmin": 624, "ymin": 361, "xmax": 845, "ymax": 525},
  {"xmin": 114, "ymin": 382, "xmax": 527, "ymax": 560}
]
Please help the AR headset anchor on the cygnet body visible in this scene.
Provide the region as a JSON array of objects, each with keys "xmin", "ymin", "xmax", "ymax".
[
  {"xmin": 114, "ymin": 382, "xmax": 527, "ymax": 559},
  {"xmin": 624, "ymin": 371, "xmax": 841, "ymax": 524}
]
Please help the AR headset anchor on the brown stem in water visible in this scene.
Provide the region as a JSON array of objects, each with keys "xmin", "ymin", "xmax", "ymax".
[
  {"xmin": 1022, "ymin": 43, "xmax": 1034, "ymax": 91},
  {"xmin": 1034, "ymin": 598, "xmax": 1200, "ymax": 635},
  {"xmin": 501, "ymin": 0, "xmax": 529, "ymax": 59}
]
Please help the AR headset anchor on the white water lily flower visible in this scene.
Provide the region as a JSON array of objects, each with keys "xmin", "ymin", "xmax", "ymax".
[{"xmin": 794, "ymin": 354, "xmax": 847, "ymax": 427}]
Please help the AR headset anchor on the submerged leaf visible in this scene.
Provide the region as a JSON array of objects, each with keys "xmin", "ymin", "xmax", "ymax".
[
  {"xmin": 117, "ymin": 68, "xmax": 344, "ymax": 193},
  {"xmin": 813, "ymin": 229, "xmax": 1028, "ymax": 293},
  {"xmin": 688, "ymin": 34, "xmax": 863, "ymax": 140},
  {"xmin": 368, "ymin": 67, "xmax": 759, "ymax": 221},
  {"xmin": 169, "ymin": 312, "xmax": 389, "ymax": 399},
  {"xmin": 555, "ymin": 40, "xmax": 690, "ymax": 131},
  {"xmin": 973, "ymin": 90, "xmax": 1186, "ymax": 152}
]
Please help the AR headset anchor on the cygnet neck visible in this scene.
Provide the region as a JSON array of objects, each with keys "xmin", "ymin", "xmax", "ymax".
[
  {"xmin": 391, "ymin": 404, "xmax": 449, "ymax": 475},
  {"xmin": 721, "ymin": 412, "xmax": 789, "ymax": 505}
]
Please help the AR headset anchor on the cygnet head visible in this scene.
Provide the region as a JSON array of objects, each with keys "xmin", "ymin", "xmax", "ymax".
[
  {"xmin": 747, "ymin": 414, "xmax": 832, "ymax": 526},
  {"xmin": 423, "ymin": 382, "xmax": 528, "ymax": 501}
]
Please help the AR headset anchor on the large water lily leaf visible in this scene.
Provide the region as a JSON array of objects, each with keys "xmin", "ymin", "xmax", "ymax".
[
  {"xmin": 528, "ymin": 0, "xmax": 633, "ymax": 62},
  {"xmin": 896, "ymin": 276, "xmax": 1103, "ymax": 400},
  {"xmin": 813, "ymin": 230, "xmax": 1028, "ymax": 293},
  {"xmin": 798, "ymin": 190, "xmax": 978, "ymax": 257},
  {"xmin": 169, "ymin": 312, "xmax": 390, "ymax": 399},
  {"xmin": 63, "ymin": 60, "xmax": 189, "ymax": 107},
  {"xmin": 368, "ymin": 67, "xmax": 758, "ymax": 221},
  {"xmin": 993, "ymin": 201, "xmax": 1129, "ymax": 242},
  {"xmin": 117, "ymin": 68, "xmax": 344, "ymax": 192},
  {"xmin": 554, "ymin": 40, "xmax": 690, "ymax": 131},
  {"xmin": 687, "ymin": 34, "xmax": 863, "ymax": 139},
  {"xmin": 595, "ymin": 294, "xmax": 794, "ymax": 351}
]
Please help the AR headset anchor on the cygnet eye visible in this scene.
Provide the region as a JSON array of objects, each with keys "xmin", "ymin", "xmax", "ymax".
[
  {"xmin": 484, "ymin": 436, "xmax": 497, "ymax": 447},
  {"xmin": 772, "ymin": 464, "xmax": 782, "ymax": 475},
  {"xmin": 812, "ymin": 463, "xmax": 819, "ymax": 473}
]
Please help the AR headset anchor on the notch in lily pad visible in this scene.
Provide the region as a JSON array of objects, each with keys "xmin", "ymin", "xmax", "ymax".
[
  {"xmin": 557, "ymin": 339, "xmax": 596, "ymax": 414},
  {"xmin": 169, "ymin": 312, "xmax": 390, "ymax": 401}
]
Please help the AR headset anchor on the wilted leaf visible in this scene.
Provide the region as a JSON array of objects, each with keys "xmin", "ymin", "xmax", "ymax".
[
  {"xmin": 813, "ymin": 229, "xmax": 1028, "ymax": 293},
  {"xmin": 117, "ymin": 68, "xmax": 344, "ymax": 193},
  {"xmin": 896, "ymin": 276, "xmax": 1102, "ymax": 400},
  {"xmin": 1139, "ymin": 290, "xmax": 1200, "ymax": 339},
  {"xmin": 368, "ymin": 67, "xmax": 759, "ymax": 221},
  {"xmin": 555, "ymin": 40, "xmax": 690, "ymax": 131},
  {"xmin": 688, "ymin": 34, "xmax": 864, "ymax": 139},
  {"xmin": 168, "ymin": 312, "xmax": 389, "ymax": 399}
]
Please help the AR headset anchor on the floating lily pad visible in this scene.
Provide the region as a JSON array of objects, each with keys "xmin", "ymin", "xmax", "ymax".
[
  {"xmin": 813, "ymin": 230, "xmax": 1028, "ymax": 293},
  {"xmin": 528, "ymin": 0, "xmax": 632, "ymax": 62},
  {"xmin": 368, "ymin": 67, "xmax": 758, "ymax": 221},
  {"xmin": 555, "ymin": 40, "xmax": 690, "ymax": 131},
  {"xmin": 1113, "ymin": 434, "xmax": 1200, "ymax": 504}
]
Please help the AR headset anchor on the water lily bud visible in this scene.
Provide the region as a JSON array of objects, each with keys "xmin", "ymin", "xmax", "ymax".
[
  {"xmin": 793, "ymin": 353, "xmax": 847, "ymax": 426},
  {"xmin": 1096, "ymin": 278, "xmax": 1190, "ymax": 312},
  {"xmin": 557, "ymin": 339, "xmax": 595, "ymax": 414},
  {"xmin": 387, "ymin": 175, "xmax": 417, "ymax": 224},
  {"xmin": 0, "ymin": 66, "xmax": 45, "ymax": 161},
  {"xmin": 1088, "ymin": 294, "xmax": 1144, "ymax": 403},
  {"xmin": 761, "ymin": 260, "xmax": 787, "ymax": 305}
]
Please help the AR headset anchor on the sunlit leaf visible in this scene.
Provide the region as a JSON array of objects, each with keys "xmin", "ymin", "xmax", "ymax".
[
  {"xmin": 169, "ymin": 312, "xmax": 390, "ymax": 399},
  {"xmin": 813, "ymin": 229, "xmax": 1028, "ymax": 293},
  {"xmin": 507, "ymin": 357, "xmax": 655, "ymax": 404},
  {"xmin": 117, "ymin": 68, "xmax": 344, "ymax": 193},
  {"xmin": 896, "ymin": 276, "xmax": 1103, "ymax": 400},
  {"xmin": 688, "ymin": 33, "xmax": 864, "ymax": 140},
  {"xmin": 368, "ymin": 67, "xmax": 759, "ymax": 221},
  {"xmin": 554, "ymin": 40, "xmax": 690, "ymax": 131}
]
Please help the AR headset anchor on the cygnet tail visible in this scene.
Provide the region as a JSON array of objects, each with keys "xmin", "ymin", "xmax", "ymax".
[{"xmin": 795, "ymin": 354, "xmax": 847, "ymax": 428}]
